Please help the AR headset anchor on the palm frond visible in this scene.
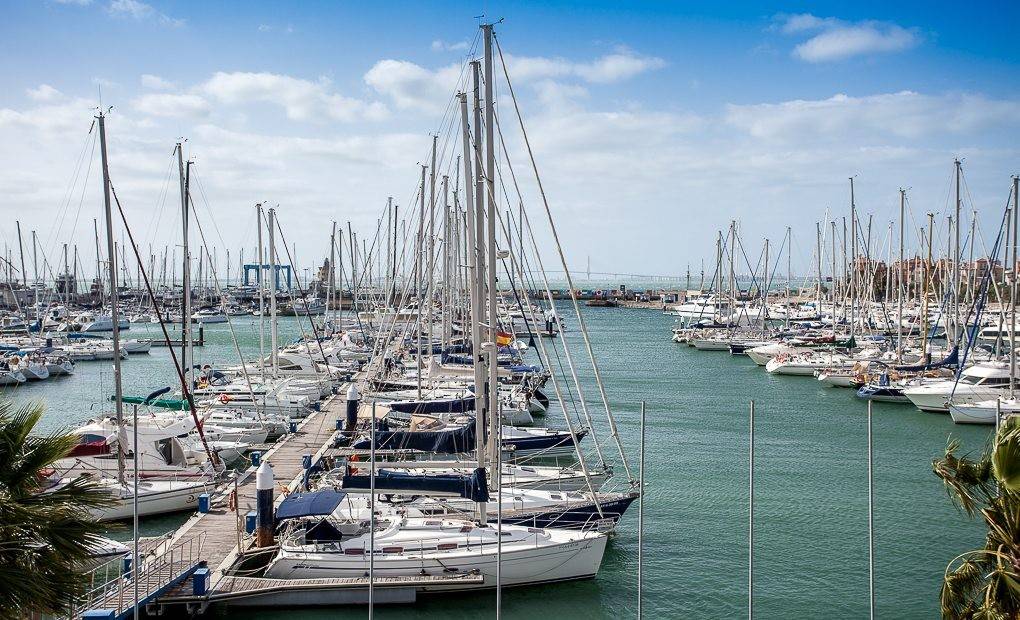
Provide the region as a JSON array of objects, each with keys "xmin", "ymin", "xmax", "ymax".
[{"xmin": 0, "ymin": 398, "xmax": 117, "ymax": 617}]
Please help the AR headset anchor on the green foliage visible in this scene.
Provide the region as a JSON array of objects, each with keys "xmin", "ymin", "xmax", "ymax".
[
  {"xmin": 0, "ymin": 399, "xmax": 117, "ymax": 619},
  {"xmin": 935, "ymin": 419, "xmax": 1020, "ymax": 618}
]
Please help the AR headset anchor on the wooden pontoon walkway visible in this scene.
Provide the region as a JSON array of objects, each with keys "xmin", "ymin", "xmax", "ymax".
[
  {"xmin": 79, "ymin": 384, "xmax": 484, "ymax": 617},
  {"xmin": 170, "ymin": 388, "xmax": 348, "ymax": 580},
  {"xmin": 76, "ymin": 388, "xmax": 348, "ymax": 618}
]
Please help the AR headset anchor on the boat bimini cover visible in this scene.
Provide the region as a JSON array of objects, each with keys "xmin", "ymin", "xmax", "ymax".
[{"xmin": 275, "ymin": 489, "xmax": 347, "ymax": 520}]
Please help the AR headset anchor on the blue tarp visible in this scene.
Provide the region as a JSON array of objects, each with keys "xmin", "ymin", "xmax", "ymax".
[
  {"xmin": 275, "ymin": 489, "xmax": 347, "ymax": 520},
  {"xmin": 342, "ymin": 467, "xmax": 489, "ymax": 502}
]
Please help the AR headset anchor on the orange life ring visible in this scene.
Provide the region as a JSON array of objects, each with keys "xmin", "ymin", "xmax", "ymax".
[{"xmin": 219, "ymin": 394, "xmax": 231, "ymax": 404}]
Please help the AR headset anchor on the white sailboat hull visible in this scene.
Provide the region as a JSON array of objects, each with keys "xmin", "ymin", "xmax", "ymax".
[
  {"xmin": 904, "ymin": 384, "xmax": 1005, "ymax": 413},
  {"xmin": 91, "ymin": 479, "xmax": 211, "ymax": 521},
  {"xmin": 265, "ymin": 533, "xmax": 607, "ymax": 590}
]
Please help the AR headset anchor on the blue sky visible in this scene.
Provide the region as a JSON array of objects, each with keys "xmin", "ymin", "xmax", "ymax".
[{"xmin": 2, "ymin": 1, "xmax": 1019, "ymax": 279}]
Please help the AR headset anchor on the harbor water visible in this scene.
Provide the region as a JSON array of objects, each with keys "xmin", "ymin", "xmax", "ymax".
[{"xmin": 2, "ymin": 304, "xmax": 987, "ymax": 618}]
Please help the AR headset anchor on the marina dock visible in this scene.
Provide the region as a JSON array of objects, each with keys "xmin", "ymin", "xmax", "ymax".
[{"xmin": 76, "ymin": 385, "xmax": 482, "ymax": 618}]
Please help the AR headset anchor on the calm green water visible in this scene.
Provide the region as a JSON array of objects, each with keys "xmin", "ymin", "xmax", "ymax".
[{"xmin": 1, "ymin": 306, "xmax": 989, "ymax": 618}]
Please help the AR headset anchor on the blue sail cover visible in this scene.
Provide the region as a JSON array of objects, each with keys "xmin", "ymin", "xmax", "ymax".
[
  {"xmin": 895, "ymin": 346, "xmax": 959, "ymax": 372},
  {"xmin": 352, "ymin": 423, "xmax": 477, "ymax": 453},
  {"xmin": 510, "ymin": 364, "xmax": 540, "ymax": 373},
  {"xmin": 387, "ymin": 396, "xmax": 475, "ymax": 415},
  {"xmin": 275, "ymin": 489, "xmax": 347, "ymax": 520},
  {"xmin": 342, "ymin": 467, "xmax": 489, "ymax": 502}
]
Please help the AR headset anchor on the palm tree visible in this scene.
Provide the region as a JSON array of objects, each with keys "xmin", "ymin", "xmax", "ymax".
[
  {"xmin": 0, "ymin": 399, "xmax": 116, "ymax": 619},
  {"xmin": 934, "ymin": 416, "xmax": 1020, "ymax": 619}
]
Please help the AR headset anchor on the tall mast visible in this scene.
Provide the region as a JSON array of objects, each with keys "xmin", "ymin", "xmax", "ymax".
[
  {"xmin": 428, "ymin": 133, "xmax": 438, "ymax": 302},
  {"xmin": 256, "ymin": 204, "xmax": 266, "ymax": 382},
  {"xmin": 762, "ymin": 237, "xmax": 769, "ymax": 336},
  {"xmin": 816, "ymin": 222, "xmax": 822, "ymax": 317},
  {"xmin": 268, "ymin": 207, "xmax": 279, "ymax": 376},
  {"xmin": 459, "ymin": 89, "xmax": 486, "ymax": 524},
  {"xmin": 922, "ymin": 212, "xmax": 934, "ymax": 356},
  {"xmin": 337, "ymin": 227, "xmax": 344, "ymax": 329},
  {"xmin": 483, "ymin": 24, "xmax": 500, "ymax": 474},
  {"xmin": 897, "ymin": 189, "xmax": 905, "ymax": 360},
  {"xmin": 417, "ymin": 166, "xmax": 426, "ymax": 399},
  {"xmin": 849, "ymin": 178, "xmax": 857, "ymax": 338},
  {"xmin": 384, "ymin": 198, "xmax": 392, "ymax": 307},
  {"xmin": 831, "ymin": 221, "xmax": 837, "ymax": 310},
  {"xmin": 62, "ymin": 244, "xmax": 69, "ymax": 304},
  {"xmin": 785, "ymin": 226, "xmax": 792, "ymax": 330},
  {"xmin": 969, "ymin": 210, "xmax": 977, "ymax": 304},
  {"xmin": 176, "ymin": 144, "xmax": 193, "ymax": 381},
  {"xmin": 716, "ymin": 230, "xmax": 722, "ymax": 315},
  {"xmin": 15, "ymin": 221, "xmax": 25, "ymax": 287},
  {"xmin": 31, "ymin": 230, "xmax": 38, "ymax": 306},
  {"xmin": 1011, "ymin": 176, "xmax": 1018, "ymax": 399},
  {"xmin": 441, "ymin": 175, "xmax": 451, "ymax": 349},
  {"xmin": 329, "ymin": 221, "xmax": 337, "ymax": 332},
  {"xmin": 97, "ymin": 111, "xmax": 125, "ymax": 486},
  {"xmin": 417, "ymin": 165, "xmax": 426, "ymax": 302},
  {"xmin": 728, "ymin": 221, "xmax": 736, "ymax": 319},
  {"xmin": 954, "ymin": 159, "xmax": 962, "ymax": 346},
  {"xmin": 390, "ymin": 200, "xmax": 398, "ymax": 305},
  {"xmin": 470, "ymin": 58, "xmax": 489, "ymax": 460}
]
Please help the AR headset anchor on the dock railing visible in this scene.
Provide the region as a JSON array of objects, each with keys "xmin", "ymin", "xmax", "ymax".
[{"xmin": 69, "ymin": 532, "xmax": 207, "ymax": 619}]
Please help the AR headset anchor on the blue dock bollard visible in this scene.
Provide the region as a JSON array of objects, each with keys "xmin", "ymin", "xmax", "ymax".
[
  {"xmin": 250, "ymin": 450, "xmax": 262, "ymax": 467},
  {"xmin": 335, "ymin": 418, "xmax": 343, "ymax": 430},
  {"xmin": 245, "ymin": 510, "xmax": 257, "ymax": 534},
  {"xmin": 198, "ymin": 493, "xmax": 210, "ymax": 513},
  {"xmin": 289, "ymin": 420, "xmax": 298, "ymax": 433},
  {"xmin": 302, "ymin": 454, "xmax": 312, "ymax": 469},
  {"xmin": 192, "ymin": 567, "xmax": 210, "ymax": 596}
]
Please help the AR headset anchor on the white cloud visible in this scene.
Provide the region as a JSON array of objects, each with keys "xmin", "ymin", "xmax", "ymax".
[
  {"xmin": 3, "ymin": 55, "xmax": 1018, "ymax": 278},
  {"xmin": 725, "ymin": 91, "xmax": 1020, "ymax": 141},
  {"xmin": 365, "ymin": 49, "xmax": 664, "ymax": 114},
  {"xmin": 27, "ymin": 84, "xmax": 63, "ymax": 102},
  {"xmin": 0, "ymin": 98, "xmax": 96, "ymax": 133},
  {"xmin": 431, "ymin": 39, "xmax": 470, "ymax": 52},
  {"xmin": 257, "ymin": 24, "xmax": 294, "ymax": 34},
  {"xmin": 573, "ymin": 52, "xmax": 667, "ymax": 83},
  {"xmin": 532, "ymin": 80, "xmax": 588, "ymax": 109},
  {"xmin": 505, "ymin": 49, "xmax": 665, "ymax": 83},
  {"xmin": 364, "ymin": 60, "xmax": 463, "ymax": 114},
  {"xmin": 132, "ymin": 93, "xmax": 210, "ymax": 118},
  {"xmin": 202, "ymin": 71, "xmax": 388, "ymax": 122},
  {"xmin": 140, "ymin": 74, "xmax": 176, "ymax": 90},
  {"xmin": 107, "ymin": 0, "xmax": 184, "ymax": 28},
  {"xmin": 775, "ymin": 14, "xmax": 919, "ymax": 62},
  {"xmin": 777, "ymin": 14, "xmax": 837, "ymax": 34}
]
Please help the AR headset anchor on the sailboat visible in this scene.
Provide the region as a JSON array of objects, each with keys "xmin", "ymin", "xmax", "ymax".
[
  {"xmin": 50, "ymin": 124, "xmax": 218, "ymax": 521},
  {"xmin": 264, "ymin": 24, "xmax": 611, "ymax": 589},
  {"xmin": 948, "ymin": 176, "xmax": 1020, "ymax": 424}
]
